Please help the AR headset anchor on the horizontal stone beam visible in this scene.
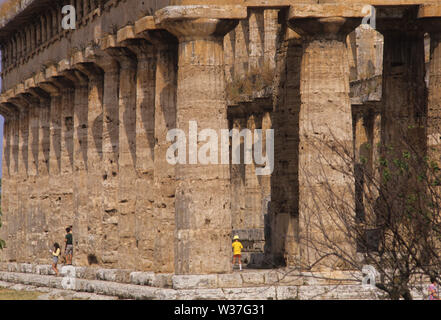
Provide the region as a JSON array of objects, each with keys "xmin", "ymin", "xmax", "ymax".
[
  {"xmin": 134, "ymin": 16, "xmax": 160, "ymax": 35},
  {"xmin": 154, "ymin": 5, "xmax": 248, "ymax": 26},
  {"xmin": 289, "ymin": 4, "xmax": 369, "ymax": 19},
  {"xmin": 418, "ymin": 4, "xmax": 441, "ymax": 18}
]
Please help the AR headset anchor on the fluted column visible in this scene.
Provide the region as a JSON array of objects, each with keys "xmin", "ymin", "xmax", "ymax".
[
  {"xmin": 231, "ymin": 115, "xmax": 246, "ymax": 237},
  {"xmin": 249, "ymin": 9, "xmax": 264, "ymax": 71},
  {"xmin": 65, "ymin": 70, "xmax": 90, "ymax": 266},
  {"xmin": 100, "ymin": 57, "xmax": 120, "ymax": 267},
  {"xmin": 74, "ymin": 63, "xmax": 105, "ymax": 265},
  {"xmin": 147, "ymin": 31, "xmax": 178, "ymax": 273},
  {"xmin": 0, "ymin": 116, "xmax": 11, "ymax": 261},
  {"xmin": 289, "ymin": 17, "xmax": 360, "ymax": 268},
  {"xmin": 245, "ymin": 114, "xmax": 263, "ymax": 231},
  {"xmin": 160, "ymin": 15, "xmax": 239, "ymax": 274},
  {"xmin": 24, "ymin": 95, "xmax": 40, "ymax": 262},
  {"xmin": 122, "ymin": 38, "xmax": 157, "ymax": 270},
  {"xmin": 10, "ymin": 98, "xmax": 30, "ymax": 262},
  {"xmin": 103, "ymin": 45, "xmax": 138, "ymax": 269},
  {"xmin": 60, "ymin": 86, "xmax": 75, "ymax": 230}
]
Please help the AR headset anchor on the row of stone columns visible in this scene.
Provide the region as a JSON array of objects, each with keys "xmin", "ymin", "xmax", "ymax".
[
  {"xmin": 2, "ymin": 0, "xmax": 105, "ymax": 70},
  {"xmin": 2, "ymin": 4, "xmax": 441, "ymax": 274}
]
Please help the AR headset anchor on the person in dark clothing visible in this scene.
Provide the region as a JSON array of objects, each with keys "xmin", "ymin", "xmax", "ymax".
[{"xmin": 64, "ymin": 227, "xmax": 73, "ymax": 265}]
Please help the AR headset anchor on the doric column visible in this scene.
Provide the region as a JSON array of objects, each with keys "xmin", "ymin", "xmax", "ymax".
[
  {"xmin": 234, "ymin": 19, "xmax": 249, "ymax": 79},
  {"xmin": 59, "ymin": 84, "xmax": 75, "ymax": 229},
  {"xmin": 249, "ymin": 8, "xmax": 264, "ymax": 71},
  {"xmin": 118, "ymin": 28, "xmax": 158, "ymax": 270},
  {"xmin": 103, "ymin": 39, "xmax": 138, "ymax": 269},
  {"xmin": 269, "ymin": 28, "xmax": 302, "ymax": 267},
  {"xmin": 63, "ymin": 70, "xmax": 90, "ymax": 266},
  {"xmin": 230, "ymin": 113, "xmax": 246, "ymax": 242},
  {"xmin": 157, "ymin": 6, "xmax": 244, "ymax": 274},
  {"xmin": 375, "ymin": 7, "xmax": 427, "ymax": 233},
  {"xmin": 289, "ymin": 9, "xmax": 362, "ymax": 268},
  {"xmin": 143, "ymin": 29, "xmax": 178, "ymax": 273},
  {"xmin": 245, "ymin": 113, "xmax": 263, "ymax": 231},
  {"xmin": 3, "ymin": 106, "xmax": 19, "ymax": 261},
  {"xmin": 0, "ymin": 114, "xmax": 11, "ymax": 261},
  {"xmin": 22, "ymin": 94, "xmax": 40, "ymax": 262},
  {"xmin": 94, "ymin": 54, "xmax": 120, "ymax": 267},
  {"xmin": 264, "ymin": 9, "xmax": 279, "ymax": 70},
  {"xmin": 73, "ymin": 60, "xmax": 105, "ymax": 266},
  {"xmin": 9, "ymin": 96, "xmax": 30, "ymax": 262},
  {"xmin": 79, "ymin": 48, "xmax": 121, "ymax": 267}
]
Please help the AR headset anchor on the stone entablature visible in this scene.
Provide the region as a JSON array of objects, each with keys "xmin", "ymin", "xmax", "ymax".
[{"xmin": 0, "ymin": 0, "xmax": 169, "ymax": 92}]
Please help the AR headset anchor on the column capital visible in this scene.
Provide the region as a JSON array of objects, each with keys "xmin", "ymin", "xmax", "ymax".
[
  {"xmin": 101, "ymin": 34, "xmax": 137, "ymax": 69},
  {"xmin": 83, "ymin": 47, "xmax": 119, "ymax": 73},
  {"xmin": 287, "ymin": 3, "xmax": 365, "ymax": 40},
  {"xmin": 134, "ymin": 16, "xmax": 179, "ymax": 48},
  {"xmin": 289, "ymin": 17, "xmax": 361, "ymax": 41},
  {"xmin": 0, "ymin": 102, "xmax": 18, "ymax": 120},
  {"xmin": 375, "ymin": 6, "xmax": 424, "ymax": 36},
  {"xmin": 155, "ymin": 5, "xmax": 246, "ymax": 40}
]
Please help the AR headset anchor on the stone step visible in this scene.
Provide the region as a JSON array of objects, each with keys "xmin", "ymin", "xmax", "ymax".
[
  {"xmin": 0, "ymin": 270, "xmax": 417, "ymax": 300},
  {"xmin": 1, "ymin": 262, "xmax": 367, "ymax": 289}
]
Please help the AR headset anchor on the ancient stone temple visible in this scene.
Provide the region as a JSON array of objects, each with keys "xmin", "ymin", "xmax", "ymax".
[{"xmin": 0, "ymin": 0, "xmax": 440, "ymax": 277}]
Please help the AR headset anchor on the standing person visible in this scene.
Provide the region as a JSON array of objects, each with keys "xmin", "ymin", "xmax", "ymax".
[
  {"xmin": 64, "ymin": 227, "xmax": 73, "ymax": 265},
  {"xmin": 50, "ymin": 243, "xmax": 61, "ymax": 276},
  {"xmin": 232, "ymin": 235, "xmax": 244, "ymax": 271},
  {"xmin": 428, "ymin": 276, "xmax": 439, "ymax": 300}
]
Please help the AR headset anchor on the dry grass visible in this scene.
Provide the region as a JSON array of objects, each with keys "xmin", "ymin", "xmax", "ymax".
[
  {"xmin": 0, "ymin": 288, "xmax": 43, "ymax": 300},
  {"xmin": 226, "ymin": 62, "xmax": 274, "ymax": 104},
  {"xmin": 0, "ymin": 0, "xmax": 20, "ymax": 20}
]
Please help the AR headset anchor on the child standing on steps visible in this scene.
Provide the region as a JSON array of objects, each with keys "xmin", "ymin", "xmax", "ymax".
[
  {"xmin": 232, "ymin": 235, "xmax": 244, "ymax": 271},
  {"xmin": 50, "ymin": 243, "xmax": 61, "ymax": 276}
]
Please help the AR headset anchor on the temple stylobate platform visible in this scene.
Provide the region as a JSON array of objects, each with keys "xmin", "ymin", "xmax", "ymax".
[{"xmin": 0, "ymin": 0, "xmax": 440, "ymax": 278}]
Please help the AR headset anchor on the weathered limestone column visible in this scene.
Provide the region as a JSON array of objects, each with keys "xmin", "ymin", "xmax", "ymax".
[
  {"xmin": 264, "ymin": 9, "xmax": 279, "ymax": 71},
  {"xmin": 26, "ymin": 89, "xmax": 51, "ymax": 263},
  {"xmin": 74, "ymin": 61, "xmax": 105, "ymax": 265},
  {"xmin": 378, "ymin": 16, "xmax": 426, "ymax": 159},
  {"xmin": 0, "ymin": 115, "xmax": 11, "ymax": 261},
  {"xmin": 376, "ymin": 8, "xmax": 427, "ymax": 228},
  {"xmin": 96, "ymin": 55, "xmax": 120, "ymax": 267},
  {"xmin": 10, "ymin": 97, "xmax": 30, "ymax": 261},
  {"xmin": 249, "ymin": 9, "xmax": 264, "ymax": 71},
  {"xmin": 119, "ymin": 30, "xmax": 158, "ymax": 270},
  {"xmin": 270, "ymin": 28, "xmax": 302, "ymax": 267},
  {"xmin": 234, "ymin": 19, "xmax": 250, "ymax": 79},
  {"xmin": 8, "ymin": 111, "xmax": 19, "ymax": 261},
  {"xmin": 65, "ymin": 70, "xmax": 90, "ymax": 266},
  {"xmin": 354, "ymin": 110, "xmax": 369, "ymax": 224},
  {"xmin": 245, "ymin": 114, "xmax": 263, "ymax": 232},
  {"xmin": 103, "ymin": 39, "xmax": 138, "ymax": 269},
  {"xmin": 146, "ymin": 30, "xmax": 178, "ymax": 273},
  {"xmin": 46, "ymin": 86, "xmax": 63, "ymax": 250},
  {"xmin": 79, "ymin": 48, "xmax": 121, "ymax": 267},
  {"xmin": 59, "ymin": 85, "xmax": 75, "ymax": 234},
  {"xmin": 157, "ymin": 6, "xmax": 244, "ymax": 274},
  {"xmin": 289, "ymin": 11, "xmax": 362, "ymax": 268},
  {"xmin": 230, "ymin": 113, "xmax": 246, "ymax": 236},
  {"xmin": 0, "ymin": 109, "xmax": 15, "ymax": 262},
  {"xmin": 23, "ymin": 94, "xmax": 41, "ymax": 263}
]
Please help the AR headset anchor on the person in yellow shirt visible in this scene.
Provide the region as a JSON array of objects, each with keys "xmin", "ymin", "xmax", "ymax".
[
  {"xmin": 50, "ymin": 243, "xmax": 61, "ymax": 276},
  {"xmin": 232, "ymin": 235, "xmax": 244, "ymax": 271}
]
